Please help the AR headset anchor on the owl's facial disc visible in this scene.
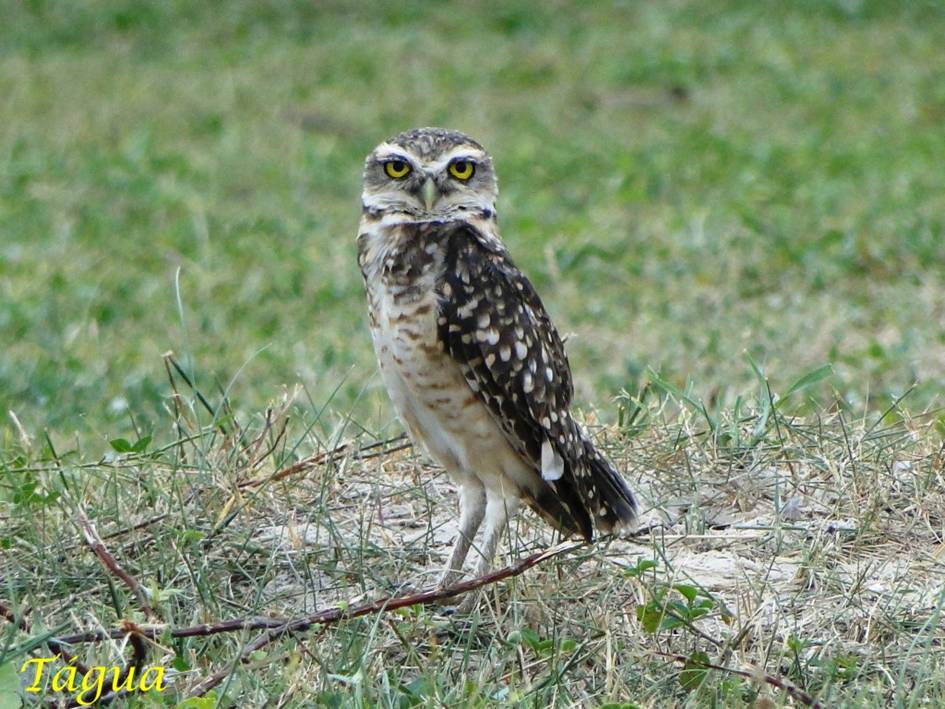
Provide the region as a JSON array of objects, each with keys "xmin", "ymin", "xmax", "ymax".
[{"xmin": 362, "ymin": 135, "xmax": 497, "ymax": 219}]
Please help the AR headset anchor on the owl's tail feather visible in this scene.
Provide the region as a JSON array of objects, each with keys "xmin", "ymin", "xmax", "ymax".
[
  {"xmin": 525, "ymin": 479, "xmax": 594, "ymax": 542},
  {"xmin": 524, "ymin": 425, "xmax": 637, "ymax": 542},
  {"xmin": 575, "ymin": 435, "xmax": 638, "ymax": 537}
]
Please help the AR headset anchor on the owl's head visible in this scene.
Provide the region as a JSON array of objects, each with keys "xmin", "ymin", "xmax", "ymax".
[{"xmin": 361, "ymin": 127, "xmax": 498, "ymax": 220}]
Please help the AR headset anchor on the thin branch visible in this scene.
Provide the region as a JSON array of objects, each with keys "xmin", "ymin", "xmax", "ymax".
[
  {"xmin": 56, "ymin": 540, "xmax": 586, "ymax": 647},
  {"xmin": 235, "ymin": 433, "xmax": 410, "ymax": 490},
  {"xmin": 188, "ymin": 539, "xmax": 587, "ymax": 696},
  {"xmin": 101, "ymin": 512, "xmax": 170, "ymax": 541},
  {"xmin": 67, "ymin": 622, "xmax": 151, "ymax": 708},
  {"xmin": 656, "ymin": 651, "xmax": 822, "ymax": 708},
  {"xmin": 77, "ymin": 510, "xmax": 159, "ymax": 622}
]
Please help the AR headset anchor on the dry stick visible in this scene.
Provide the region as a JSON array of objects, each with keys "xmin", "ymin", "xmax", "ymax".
[
  {"xmin": 54, "ymin": 517, "xmax": 669, "ymax": 644},
  {"xmin": 57, "ymin": 616, "xmax": 288, "ymax": 645},
  {"xmin": 63, "ymin": 623, "xmax": 150, "ymax": 709},
  {"xmin": 57, "ymin": 540, "xmax": 587, "ymax": 647},
  {"xmin": 189, "ymin": 539, "xmax": 588, "ymax": 697},
  {"xmin": 656, "ymin": 651, "xmax": 822, "ymax": 708},
  {"xmin": 40, "ymin": 527, "xmax": 663, "ymax": 696},
  {"xmin": 236, "ymin": 433, "xmax": 411, "ymax": 490},
  {"xmin": 77, "ymin": 510, "xmax": 159, "ymax": 622},
  {"xmin": 73, "ymin": 515, "xmax": 165, "ymax": 706}
]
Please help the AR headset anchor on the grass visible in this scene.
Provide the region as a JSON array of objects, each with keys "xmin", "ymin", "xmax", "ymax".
[
  {"xmin": 3, "ymin": 379, "xmax": 944, "ymax": 706},
  {"xmin": 1, "ymin": 0, "xmax": 944, "ymax": 706}
]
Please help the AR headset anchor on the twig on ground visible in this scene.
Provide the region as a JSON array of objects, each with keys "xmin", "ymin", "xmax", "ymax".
[
  {"xmin": 66, "ymin": 622, "xmax": 154, "ymax": 708},
  {"xmin": 187, "ymin": 539, "xmax": 587, "ymax": 696},
  {"xmin": 77, "ymin": 510, "xmax": 159, "ymax": 622},
  {"xmin": 236, "ymin": 433, "xmax": 410, "ymax": 490},
  {"xmin": 656, "ymin": 651, "xmax": 822, "ymax": 708},
  {"xmin": 56, "ymin": 540, "xmax": 587, "ymax": 651},
  {"xmin": 57, "ymin": 616, "xmax": 288, "ymax": 645}
]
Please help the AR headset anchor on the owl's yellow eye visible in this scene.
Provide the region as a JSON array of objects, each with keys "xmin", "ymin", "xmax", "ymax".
[
  {"xmin": 384, "ymin": 160, "xmax": 411, "ymax": 179},
  {"xmin": 448, "ymin": 160, "xmax": 475, "ymax": 181}
]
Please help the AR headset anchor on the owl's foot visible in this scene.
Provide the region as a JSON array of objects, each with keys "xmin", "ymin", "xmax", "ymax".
[
  {"xmin": 432, "ymin": 572, "xmax": 481, "ymax": 615},
  {"xmin": 453, "ymin": 590, "xmax": 481, "ymax": 615},
  {"xmin": 430, "ymin": 594, "xmax": 481, "ymax": 621},
  {"xmin": 436, "ymin": 568, "xmax": 465, "ymax": 591}
]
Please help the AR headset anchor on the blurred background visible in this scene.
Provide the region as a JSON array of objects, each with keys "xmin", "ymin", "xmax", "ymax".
[{"xmin": 2, "ymin": 0, "xmax": 943, "ymax": 448}]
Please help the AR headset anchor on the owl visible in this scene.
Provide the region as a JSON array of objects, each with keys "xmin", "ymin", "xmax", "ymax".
[{"xmin": 357, "ymin": 127, "xmax": 637, "ymax": 603}]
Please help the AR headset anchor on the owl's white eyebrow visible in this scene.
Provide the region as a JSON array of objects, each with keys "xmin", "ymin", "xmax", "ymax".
[
  {"xmin": 375, "ymin": 152, "xmax": 412, "ymax": 164},
  {"xmin": 373, "ymin": 142, "xmax": 417, "ymax": 162},
  {"xmin": 426, "ymin": 146, "xmax": 484, "ymax": 171},
  {"xmin": 373, "ymin": 144, "xmax": 485, "ymax": 172}
]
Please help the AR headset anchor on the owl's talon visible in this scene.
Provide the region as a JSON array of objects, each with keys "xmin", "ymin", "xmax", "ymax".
[{"xmin": 454, "ymin": 592, "xmax": 481, "ymax": 615}]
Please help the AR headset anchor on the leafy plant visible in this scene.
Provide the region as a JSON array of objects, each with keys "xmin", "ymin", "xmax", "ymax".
[
  {"xmin": 635, "ymin": 583, "xmax": 716, "ymax": 634},
  {"xmin": 109, "ymin": 435, "xmax": 152, "ymax": 454}
]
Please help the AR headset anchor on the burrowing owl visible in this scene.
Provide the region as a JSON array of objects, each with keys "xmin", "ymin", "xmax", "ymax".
[{"xmin": 357, "ymin": 127, "xmax": 637, "ymax": 596}]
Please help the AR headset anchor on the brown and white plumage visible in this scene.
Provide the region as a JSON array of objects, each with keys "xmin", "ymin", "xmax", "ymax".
[{"xmin": 357, "ymin": 127, "xmax": 636, "ymax": 596}]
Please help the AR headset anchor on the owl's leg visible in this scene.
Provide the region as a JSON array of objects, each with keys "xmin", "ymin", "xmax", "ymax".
[
  {"xmin": 455, "ymin": 490, "xmax": 520, "ymax": 613},
  {"xmin": 473, "ymin": 489, "xmax": 520, "ymax": 576},
  {"xmin": 438, "ymin": 481, "xmax": 486, "ymax": 589}
]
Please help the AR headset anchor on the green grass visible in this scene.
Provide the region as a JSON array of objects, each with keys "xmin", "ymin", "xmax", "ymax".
[
  {"xmin": 2, "ymin": 0, "xmax": 944, "ymax": 440},
  {"xmin": 2, "ymin": 1, "xmax": 945, "ymax": 706}
]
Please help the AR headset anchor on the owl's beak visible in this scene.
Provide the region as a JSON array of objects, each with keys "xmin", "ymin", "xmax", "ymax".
[{"xmin": 420, "ymin": 177, "xmax": 439, "ymax": 211}]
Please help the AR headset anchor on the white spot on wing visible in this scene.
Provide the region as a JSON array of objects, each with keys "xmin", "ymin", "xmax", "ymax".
[
  {"xmin": 476, "ymin": 328, "xmax": 500, "ymax": 345},
  {"xmin": 541, "ymin": 439, "xmax": 564, "ymax": 481},
  {"xmin": 522, "ymin": 372, "xmax": 534, "ymax": 393}
]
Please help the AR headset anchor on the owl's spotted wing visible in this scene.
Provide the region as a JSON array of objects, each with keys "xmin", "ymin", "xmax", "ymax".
[{"xmin": 436, "ymin": 224, "xmax": 636, "ymax": 540}]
